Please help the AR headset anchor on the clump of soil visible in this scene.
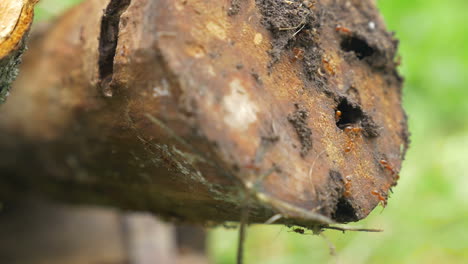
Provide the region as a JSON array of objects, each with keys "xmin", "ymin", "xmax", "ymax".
[
  {"xmin": 255, "ymin": 0, "xmax": 402, "ymax": 91},
  {"xmin": 255, "ymin": 0, "xmax": 328, "ymax": 90},
  {"xmin": 256, "ymin": 1, "xmax": 320, "ymax": 63},
  {"xmin": 227, "ymin": 0, "xmax": 242, "ymax": 16},
  {"xmin": 361, "ymin": 115, "xmax": 380, "ymax": 138},
  {"xmin": 287, "ymin": 103, "xmax": 312, "ymax": 157}
]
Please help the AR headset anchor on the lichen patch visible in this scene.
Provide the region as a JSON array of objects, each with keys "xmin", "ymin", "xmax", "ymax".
[
  {"xmin": 223, "ymin": 79, "xmax": 259, "ymax": 132},
  {"xmin": 206, "ymin": 21, "xmax": 227, "ymax": 40}
]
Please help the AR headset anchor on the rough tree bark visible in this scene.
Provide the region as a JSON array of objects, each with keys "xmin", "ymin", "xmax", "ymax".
[
  {"xmin": 0, "ymin": 0, "xmax": 408, "ymax": 228},
  {"xmin": 0, "ymin": 0, "xmax": 38, "ymax": 103}
]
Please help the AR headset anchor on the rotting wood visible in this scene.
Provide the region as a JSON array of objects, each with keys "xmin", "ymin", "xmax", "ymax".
[
  {"xmin": 0, "ymin": 0, "xmax": 38, "ymax": 103},
  {"xmin": 0, "ymin": 0, "xmax": 408, "ymax": 228}
]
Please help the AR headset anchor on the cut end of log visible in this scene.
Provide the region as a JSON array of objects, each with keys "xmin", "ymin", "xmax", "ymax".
[
  {"xmin": 0, "ymin": 0, "xmax": 38, "ymax": 103},
  {"xmin": 0, "ymin": 0, "xmax": 38, "ymax": 58}
]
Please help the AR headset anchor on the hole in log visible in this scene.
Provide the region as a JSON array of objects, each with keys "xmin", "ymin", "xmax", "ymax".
[
  {"xmin": 333, "ymin": 197, "xmax": 359, "ymax": 223},
  {"xmin": 335, "ymin": 97, "xmax": 364, "ymax": 129},
  {"xmin": 340, "ymin": 35, "xmax": 375, "ymax": 60}
]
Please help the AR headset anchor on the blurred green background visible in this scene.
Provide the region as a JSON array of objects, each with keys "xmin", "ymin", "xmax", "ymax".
[{"xmin": 35, "ymin": 0, "xmax": 468, "ymax": 263}]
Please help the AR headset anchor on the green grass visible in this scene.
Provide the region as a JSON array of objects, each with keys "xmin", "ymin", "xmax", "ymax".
[
  {"xmin": 34, "ymin": 0, "xmax": 83, "ymax": 21},
  {"xmin": 35, "ymin": 0, "xmax": 468, "ymax": 263}
]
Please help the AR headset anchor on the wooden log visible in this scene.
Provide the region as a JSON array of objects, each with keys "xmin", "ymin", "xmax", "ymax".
[
  {"xmin": 0, "ymin": 201, "xmax": 200, "ymax": 264},
  {"xmin": 0, "ymin": 0, "xmax": 38, "ymax": 103},
  {"xmin": 0, "ymin": 0, "xmax": 408, "ymax": 227}
]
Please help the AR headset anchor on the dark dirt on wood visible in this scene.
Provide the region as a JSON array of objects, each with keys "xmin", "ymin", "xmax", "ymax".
[
  {"xmin": 287, "ymin": 103, "xmax": 313, "ymax": 157},
  {"xmin": 255, "ymin": 0, "xmax": 401, "ymax": 89},
  {"xmin": 227, "ymin": 0, "xmax": 243, "ymax": 16},
  {"xmin": 255, "ymin": 0, "xmax": 408, "ymax": 222},
  {"xmin": 255, "ymin": 0, "xmax": 322, "ymax": 76},
  {"xmin": 316, "ymin": 170, "xmax": 343, "ymax": 218},
  {"xmin": 255, "ymin": 0, "xmax": 404, "ymax": 142}
]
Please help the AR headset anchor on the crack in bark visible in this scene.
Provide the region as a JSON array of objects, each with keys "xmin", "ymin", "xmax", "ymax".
[{"xmin": 98, "ymin": 0, "xmax": 131, "ymax": 95}]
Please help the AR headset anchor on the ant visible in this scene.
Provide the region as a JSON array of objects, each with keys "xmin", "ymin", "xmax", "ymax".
[
  {"xmin": 335, "ymin": 110, "xmax": 342, "ymax": 122},
  {"xmin": 379, "ymin": 159, "xmax": 398, "ymax": 175},
  {"xmin": 344, "ymin": 175, "xmax": 352, "ymax": 197},
  {"xmin": 379, "ymin": 159, "xmax": 400, "ymax": 181},
  {"xmin": 371, "ymin": 190, "xmax": 387, "ymax": 207},
  {"xmin": 335, "ymin": 25, "xmax": 351, "ymax": 34},
  {"xmin": 322, "ymin": 55, "xmax": 336, "ymax": 75},
  {"xmin": 343, "ymin": 125, "xmax": 363, "ymax": 153},
  {"xmin": 344, "ymin": 126, "xmax": 363, "ymax": 134},
  {"xmin": 292, "ymin": 47, "xmax": 305, "ymax": 62},
  {"xmin": 379, "ymin": 159, "xmax": 394, "ymax": 174}
]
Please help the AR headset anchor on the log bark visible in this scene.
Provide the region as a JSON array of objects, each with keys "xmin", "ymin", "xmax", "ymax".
[
  {"xmin": 0, "ymin": 0, "xmax": 38, "ymax": 103},
  {"xmin": 0, "ymin": 0, "xmax": 408, "ymax": 227}
]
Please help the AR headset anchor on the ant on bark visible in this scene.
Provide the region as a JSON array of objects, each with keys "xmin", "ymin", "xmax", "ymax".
[
  {"xmin": 343, "ymin": 124, "xmax": 363, "ymax": 153},
  {"xmin": 371, "ymin": 190, "xmax": 387, "ymax": 207}
]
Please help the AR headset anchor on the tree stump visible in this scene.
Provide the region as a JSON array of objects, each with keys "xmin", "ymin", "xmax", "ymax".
[{"xmin": 0, "ymin": 0, "xmax": 408, "ymax": 227}]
